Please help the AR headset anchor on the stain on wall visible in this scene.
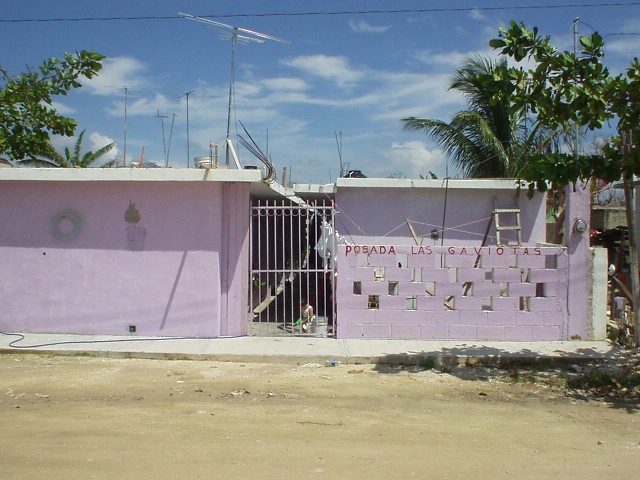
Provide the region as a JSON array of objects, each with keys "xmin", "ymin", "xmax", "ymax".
[
  {"xmin": 124, "ymin": 202, "xmax": 146, "ymax": 251},
  {"xmin": 51, "ymin": 209, "xmax": 83, "ymax": 241}
]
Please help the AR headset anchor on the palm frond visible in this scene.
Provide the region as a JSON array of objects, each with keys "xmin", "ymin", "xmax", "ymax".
[
  {"xmin": 403, "ymin": 54, "xmax": 563, "ymax": 179},
  {"xmin": 17, "ymin": 157, "xmax": 62, "ymax": 168},
  {"xmin": 73, "ymin": 130, "xmax": 86, "ymax": 164}
]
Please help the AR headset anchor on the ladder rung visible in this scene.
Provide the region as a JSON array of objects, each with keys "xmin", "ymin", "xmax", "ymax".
[
  {"xmin": 494, "ymin": 206, "xmax": 521, "ymax": 246},
  {"xmin": 496, "ymin": 226, "xmax": 521, "ymax": 231}
]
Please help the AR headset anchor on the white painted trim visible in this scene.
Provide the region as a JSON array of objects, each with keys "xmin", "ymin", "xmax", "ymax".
[
  {"xmin": 0, "ymin": 167, "xmax": 262, "ymax": 183},
  {"xmin": 335, "ymin": 177, "xmax": 522, "ymax": 190}
]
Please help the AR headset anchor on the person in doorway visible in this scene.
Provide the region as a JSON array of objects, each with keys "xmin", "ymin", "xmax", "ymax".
[{"xmin": 300, "ymin": 299, "xmax": 315, "ymax": 333}]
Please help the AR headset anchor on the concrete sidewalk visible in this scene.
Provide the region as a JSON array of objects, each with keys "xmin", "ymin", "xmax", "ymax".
[{"xmin": 0, "ymin": 331, "xmax": 624, "ymax": 365}]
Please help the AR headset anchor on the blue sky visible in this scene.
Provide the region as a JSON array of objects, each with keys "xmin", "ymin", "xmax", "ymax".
[{"xmin": 2, "ymin": 1, "xmax": 640, "ymax": 183}]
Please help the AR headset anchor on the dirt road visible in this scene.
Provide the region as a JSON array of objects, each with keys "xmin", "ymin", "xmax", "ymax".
[{"xmin": 1, "ymin": 353, "xmax": 639, "ymax": 479}]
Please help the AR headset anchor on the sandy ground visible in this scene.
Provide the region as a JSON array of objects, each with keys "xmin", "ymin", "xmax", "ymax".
[{"xmin": 1, "ymin": 353, "xmax": 639, "ymax": 480}]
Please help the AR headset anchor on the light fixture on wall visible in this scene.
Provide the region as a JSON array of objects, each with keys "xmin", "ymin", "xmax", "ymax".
[
  {"xmin": 573, "ymin": 218, "xmax": 588, "ymax": 234},
  {"xmin": 430, "ymin": 228, "xmax": 439, "ymax": 242}
]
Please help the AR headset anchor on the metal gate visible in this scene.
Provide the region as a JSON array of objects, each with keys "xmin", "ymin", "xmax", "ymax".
[{"xmin": 249, "ymin": 199, "xmax": 336, "ymax": 336}]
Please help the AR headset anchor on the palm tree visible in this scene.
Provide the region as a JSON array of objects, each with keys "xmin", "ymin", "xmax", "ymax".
[
  {"xmin": 403, "ymin": 56, "xmax": 554, "ymax": 178},
  {"xmin": 19, "ymin": 129, "xmax": 116, "ymax": 168}
]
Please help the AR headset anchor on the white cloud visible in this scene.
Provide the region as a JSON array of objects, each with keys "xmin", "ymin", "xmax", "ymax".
[
  {"xmin": 469, "ymin": 9, "xmax": 487, "ymax": 21},
  {"xmin": 50, "ymin": 100, "xmax": 76, "ymax": 115},
  {"xmin": 83, "ymin": 56, "xmax": 152, "ymax": 96},
  {"xmin": 261, "ymin": 77, "xmax": 308, "ymax": 91},
  {"xmin": 412, "ymin": 47, "xmax": 498, "ymax": 69},
  {"xmin": 384, "ymin": 141, "xmax": 450, "ymax": 179},
  {"xmin": 89, "ymin": 132, "xmax": 117, "ymax": 154},
  {"xmin": 348, "ymin": 20, "xmax": 391, "ymax": 34},
  {"xmin": 281, "ymin": 55, "xmax": 364, "ymax": 87},
  {"xmin": 603, "ymin": 36, "xmax": 640, "ymax": 73},
  {"xmin": 106, "ymin": 92, "xmax": 176, "ymax": 118},
  {"xmin": 45, "ymin": 131, "xmax": 119, "ymax": 161}
]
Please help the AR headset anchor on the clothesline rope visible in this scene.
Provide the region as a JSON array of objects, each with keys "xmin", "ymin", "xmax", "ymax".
[{"xmin": 329, "ymin": 199, "xmax": 501, "ymax": 245}]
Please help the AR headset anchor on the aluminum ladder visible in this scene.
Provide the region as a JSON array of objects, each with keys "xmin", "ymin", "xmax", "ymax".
[{"xmin": 493, "ymin": 208, "xmax": 522, "ymax": 246}]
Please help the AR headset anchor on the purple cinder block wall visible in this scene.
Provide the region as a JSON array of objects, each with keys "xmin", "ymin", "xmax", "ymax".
[
  {"xmin": 333, "ymin": 180, "xmax": 591, "ymax": 341},
  {"xmin": 0, "ymin": 180, "xmax": 250, "ymax": 337}
]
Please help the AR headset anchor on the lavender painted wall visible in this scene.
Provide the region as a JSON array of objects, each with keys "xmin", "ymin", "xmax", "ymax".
[
  {"xmin": 0, "ymin": 178, "xmax": 251, "ymax": 337},
  {"xmin": 564, "ymin": 182, "xmax": 592, "ymax": 340},
  {"xmin": 335, "ymin": 179, "xmax": 546, "ymax": 246}
]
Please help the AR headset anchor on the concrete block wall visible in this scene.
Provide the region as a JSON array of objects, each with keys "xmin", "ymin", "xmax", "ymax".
[{"xmin": 336, "ymin": 245, "xmax": 569, "ymax": 340}]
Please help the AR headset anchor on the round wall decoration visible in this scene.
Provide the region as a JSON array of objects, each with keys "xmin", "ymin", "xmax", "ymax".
[{"xmin": 51, "ymin": 209, "xmax": 83, "ymax": 241}]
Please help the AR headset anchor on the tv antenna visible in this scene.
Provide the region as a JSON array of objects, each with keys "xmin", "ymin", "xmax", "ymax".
[
  {"xmin": 179, "ymin": 12, "xmax": 291, "ymax": 167},
  {"xmin": 335, "ymin": 131, "xmax": 348, "ymax": 178},
  {"xmin": 156, "ymin": 110, "xmax": 176, "ymax": 168}
]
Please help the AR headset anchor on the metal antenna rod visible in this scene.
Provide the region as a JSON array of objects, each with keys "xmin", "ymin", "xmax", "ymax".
[
  {"xmin": 226, "ymin": 28, "xmax": 237, "ymax": 167},
  {"xmin": 123, "ymin": 87, "xmax": 128, "ymax": 166},
  {"xmin": 573, "ymin": 17, "xmax": 580, "ymax": 158},
  {"xmin": 166, "ymin": 113, "xmax": 176, "ymax": 168},
  {"xmin": 183, "ymin": 90, "xmax": 194, "ymax": 168},
  {"xmin": 156, "ymin": 110, "xmax": 168, "ymax": 167},
  {"xmin": 335, "ymin": 131, "xmax": 344, "ymax": 177},
  {"xmin": 179, "ymin": 12, "xmax": 291, "ymax": 167}
]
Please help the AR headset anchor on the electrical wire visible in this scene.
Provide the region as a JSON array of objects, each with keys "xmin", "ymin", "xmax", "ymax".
[
  {"xmin": 2, "ymin": 2, "xmax": 640, "ymax": 23},
  {"xmin": 0, "ymin": 331, "xmax": 241, "ymax": 349}
]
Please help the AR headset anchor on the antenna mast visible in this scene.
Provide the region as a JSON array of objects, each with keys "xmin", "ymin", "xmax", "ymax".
[
  {"xmin": 156, "ymin": 110, "xmax": 176, "ymax": 168},
  {"xmin": 156, "ymin": 110, "xmax": 168, "ymax": 166},
  {"xmin": 335, "ymin": 131, "xmax": 344, "ymax": 177},
  {"xmin": 183, "ymin": 90, "xmax": 194, "ymax": 168},
  {"xmin": 179, "ymin": 12, "xmax": 291, "ymax": 167},
  {"xmin": 123, "ymin": 87, "xmax": 128, "ymax": 166}
]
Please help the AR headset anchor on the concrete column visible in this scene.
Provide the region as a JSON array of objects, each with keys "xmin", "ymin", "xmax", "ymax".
[
  {"xmin": 564, "ymin": 182, "xmax": 591, "ymax": 340},
  {"xmin": 219, "ymin": 182, "xmax": 251, "ymax": 336},
  {"xmin": 590, "ymin": 247, "xmax": 608, "ymax": 340}
]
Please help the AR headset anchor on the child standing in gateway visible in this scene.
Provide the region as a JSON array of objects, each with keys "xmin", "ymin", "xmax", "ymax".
[{"xmin": 300, "ymin": 300, "xmax": 314, "ymax": 333}]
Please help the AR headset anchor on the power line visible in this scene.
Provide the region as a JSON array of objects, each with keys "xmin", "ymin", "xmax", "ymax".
[{"xmin": 2, "ymin": 2, "xmax": 640, "ymax": 23}]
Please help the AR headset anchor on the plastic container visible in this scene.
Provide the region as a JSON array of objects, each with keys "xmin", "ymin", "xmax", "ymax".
[{"xmin": 311, "ymin": 316, "xmax": 328, "ymax": 336}]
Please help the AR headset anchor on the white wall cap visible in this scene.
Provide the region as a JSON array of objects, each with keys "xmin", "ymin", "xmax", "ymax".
[
  {"xmin": 335, "ymin": 177, "xmax": 522, "ymax": 190},
  {"xmin": 0, "ymin": 167, "xmax": 263, "ymax": 183}
]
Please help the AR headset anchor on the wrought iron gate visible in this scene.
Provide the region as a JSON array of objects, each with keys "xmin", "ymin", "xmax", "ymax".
[{"xmin": 249, "ymin": 199, "xmax": 336, "ymax": 336}]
